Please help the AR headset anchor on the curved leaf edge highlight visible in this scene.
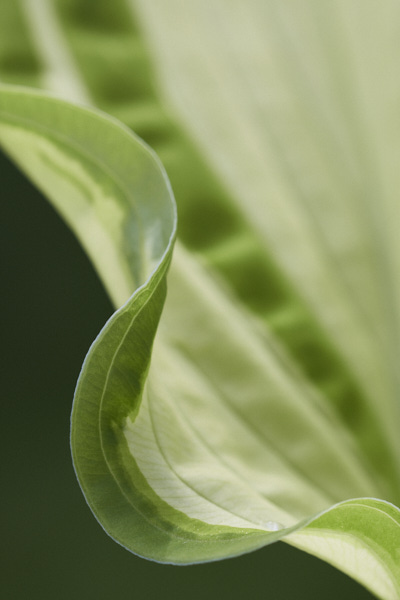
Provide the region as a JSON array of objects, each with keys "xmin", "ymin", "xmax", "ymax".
[
  {"xmin": 288, "ymin": 498, "xmax": 400, "ymax": 600},
  {"xmin": 0, "ymin": 83, "xmax": 177, "ymax": 306}
]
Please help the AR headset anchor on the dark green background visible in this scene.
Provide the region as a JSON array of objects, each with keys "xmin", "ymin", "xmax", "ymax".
[{"xmin": 1, "ymin": 149, "xmax": 374, "ymax": 599}]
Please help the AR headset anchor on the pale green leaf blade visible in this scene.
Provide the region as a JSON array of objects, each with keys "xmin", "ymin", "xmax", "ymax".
[
  {"xmin": 288, "ymin": 499, "xmax": 400, "ymax": 600},
  {"xmin": 131, "ymin": 0, "xmax": 400, "ymax": 484},
  {"xmin": 5, "ymin": 0, "xmax": 398, "ymax": 490},
  {"xmin": 0, "ymin": 84, "xmax": 176, "ymax": 306},
  {"xmin": 22, "ymin": 0, "xmax": 400, "ymax": 500},
  {"xmin": 1, "ymin": 2, "xmax": 400, "ymax": 597}
]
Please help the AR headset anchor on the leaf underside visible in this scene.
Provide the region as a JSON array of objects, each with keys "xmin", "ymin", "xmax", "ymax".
[{"xmin": 1, "ymin": 2, "xmax": 400, "ymax": 599}]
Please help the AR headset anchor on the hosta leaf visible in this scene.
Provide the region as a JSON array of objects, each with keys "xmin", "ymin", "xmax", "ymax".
[
  {"xmin": 1, "ymin": 1, "xmax": 400, "ymax": 598},
  {"xmin": 131, "ymin": 0, "xmax": 400, "ymax": 489},
  {"xmin": 288, "ymin": 499, "xmax": 400, "ymax": 600},
  {"xmin": 0, "ymin": 85, "xmax": 175, "ymax": 305}
]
